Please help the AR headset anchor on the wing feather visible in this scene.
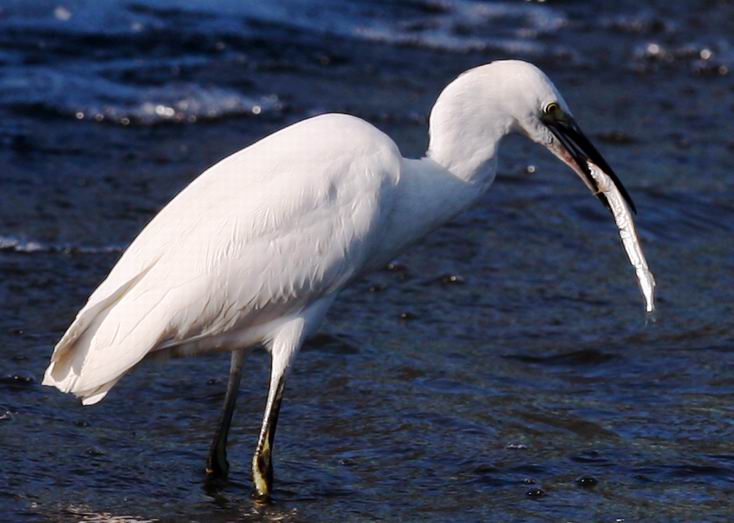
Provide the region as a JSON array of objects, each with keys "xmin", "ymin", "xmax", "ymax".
[{"xmin": 43, "ymin": 114, "xmax": 402, "ymax": 403}]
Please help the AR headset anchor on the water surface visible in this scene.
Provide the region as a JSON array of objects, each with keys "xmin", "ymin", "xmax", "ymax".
[{"xmin": 1, "ymin": 1, "xmax": 733, "ymax": 521}]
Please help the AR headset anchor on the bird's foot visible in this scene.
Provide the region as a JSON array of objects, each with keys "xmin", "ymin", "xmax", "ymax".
[{"xmin": 252, "ymin": 450, "xmax": 273, "ymax": 502}]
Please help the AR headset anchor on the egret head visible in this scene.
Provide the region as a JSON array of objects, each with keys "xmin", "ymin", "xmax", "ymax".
[
  {"xmin": 511, "ymin": 62, "xmax": 637, "ymax": 213},
  {"xmin": 429, "ymin": 60, "xmax": 635, "ymax": 212}
]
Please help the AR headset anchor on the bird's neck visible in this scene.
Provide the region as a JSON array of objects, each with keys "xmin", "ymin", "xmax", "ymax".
[
  {"xmin": 364, "ymin": 156, "xmax": 491, "ymax": 272},
  {"xmin": 363, "ymin": 94, "xmax": 515, "ymax": 271},
  {"xmin": 426, "ymin": 89, "xmax": 513, "ymax": 187}
]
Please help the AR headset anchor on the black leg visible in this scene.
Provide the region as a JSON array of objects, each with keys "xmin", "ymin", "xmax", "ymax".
[
  {"xmin": 206, "ymin": 348, "xmax": 246, "ymax": 480},
  {"xmin": 251, "ymin": 373, "xmax": 286, "ymax": 501}
]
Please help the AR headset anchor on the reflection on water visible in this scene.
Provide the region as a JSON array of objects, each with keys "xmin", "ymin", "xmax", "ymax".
[{"xmin": 1, "ymin": 0, "xmax": 733, "ymax": 521}]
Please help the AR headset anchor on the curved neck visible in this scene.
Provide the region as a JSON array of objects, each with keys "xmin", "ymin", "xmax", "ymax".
[{"xmin": 426, "ymin": 74, "xmax": 515, "ymax": 187}]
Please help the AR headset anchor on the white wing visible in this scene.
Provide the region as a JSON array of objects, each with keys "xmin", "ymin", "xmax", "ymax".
[{"xmin": 43, "ymin": 114, "xmax": 402, "ymax": 403}]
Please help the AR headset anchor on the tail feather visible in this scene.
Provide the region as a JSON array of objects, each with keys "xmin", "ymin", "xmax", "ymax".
[
  {"xmin": 49, "ymin": 266, "xmax": 153, "ymax": 364},
  {"xmin": 80, "ymin": 376, "xmax": 122, "ymax": 405},
  {"xmin": 43, "ymin": 264, "xmax": 171, "ymax": 404}
]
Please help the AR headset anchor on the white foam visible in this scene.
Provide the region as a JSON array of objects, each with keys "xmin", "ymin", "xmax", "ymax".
[
  {"xmin": 72, "ymin": 84, "xmax": 282, "ymax": 126},
  {"xmin": 0, "ymin": 235, "xmax": 124, "ymax": 254}
]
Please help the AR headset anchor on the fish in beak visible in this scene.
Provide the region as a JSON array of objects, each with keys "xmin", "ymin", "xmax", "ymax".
[
  {"xmin": 541, "ymin": 104, "xmax": 637, "ymax": 214},
  {"xmin": 540, "ymin": 102, "xmax": 655, "ymax": 314}
]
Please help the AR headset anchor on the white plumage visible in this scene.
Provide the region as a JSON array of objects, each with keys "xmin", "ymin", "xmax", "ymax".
[
  {"xmin": 44, "ymin": 114, "xmax": 403, "ymax": 402},
  {"xmin": 44, "ymin": 60, "xmax": 643, "ymax": 498}
]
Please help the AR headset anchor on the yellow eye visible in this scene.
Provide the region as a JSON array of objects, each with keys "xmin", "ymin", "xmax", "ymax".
[{"xmin": 544, "ymin": 102, "xmax": 560, "ymax": 115}]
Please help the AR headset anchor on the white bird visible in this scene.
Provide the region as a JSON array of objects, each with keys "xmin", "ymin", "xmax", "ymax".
[{"xmin": 43, "ymin": 60, "xmax": 638, "ymax": 500}]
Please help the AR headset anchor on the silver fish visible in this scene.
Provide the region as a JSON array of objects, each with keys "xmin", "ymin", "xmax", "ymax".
[{"xmin": 588, "ymin": 161, "xmax": 656, "ymax": 314}]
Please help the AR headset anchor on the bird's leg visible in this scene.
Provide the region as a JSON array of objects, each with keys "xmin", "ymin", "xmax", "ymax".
[
  {"xmin": 206, "ymin": 348, "xmax": 246, "ymax": 480},
  {"xmin": 251, "ymin": 317, "xmax": 307, "ymax": 502},
  {"xmin": 251, "ymin": 369, "xmax": 286, "ymax": 501}
]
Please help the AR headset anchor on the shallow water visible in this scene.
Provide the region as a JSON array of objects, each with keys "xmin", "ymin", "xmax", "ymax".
[{"xmin": 1, "ymin": 1, "xmax": 733, "ymax": 521}]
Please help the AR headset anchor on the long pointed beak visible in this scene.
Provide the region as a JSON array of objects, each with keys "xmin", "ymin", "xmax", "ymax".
[{"xmin": 543, "ymin": 114, "xmax": 636, "ymax": 214}]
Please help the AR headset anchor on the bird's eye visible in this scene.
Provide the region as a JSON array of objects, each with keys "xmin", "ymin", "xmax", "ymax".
[{"xmin": 544, "ymin": 102, "xmax": 560, "ymax": 115}]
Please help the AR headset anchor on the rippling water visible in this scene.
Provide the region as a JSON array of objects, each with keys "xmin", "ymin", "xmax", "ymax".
[{"xmin": 1, "ymin": 1, "xmax": 733, "ymax": 521}]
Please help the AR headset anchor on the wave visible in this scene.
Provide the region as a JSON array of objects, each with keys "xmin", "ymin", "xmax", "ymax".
[
  {"xmin": 0, "ymin": 0, "xmax": 578, "ymax": 127},
  {"xmin": 2, "ymin": 69, "xmax": 283, "ymax": 126},
  {"xmin": 631, "ymin": 40, "xmax": 732, "ymax": 75},
  {"xmin": 0, "ymin": 235, "xmax": 124, "ymax": 255},
  {"xmin": 335, "ymin": 0, "xmax": 572, "ymax": 57}
]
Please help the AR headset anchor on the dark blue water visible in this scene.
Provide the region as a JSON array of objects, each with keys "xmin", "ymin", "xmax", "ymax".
[{"xmin": 1, "ymin": 1, "xmax": 733, "ymax": 521}]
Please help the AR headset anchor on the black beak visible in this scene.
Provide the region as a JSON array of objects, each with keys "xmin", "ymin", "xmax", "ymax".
[{"xmin": 545, "ymin": 115, "xmax": 636, "ymax": 214}]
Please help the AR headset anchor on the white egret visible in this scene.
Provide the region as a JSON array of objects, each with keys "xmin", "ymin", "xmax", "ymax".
[{"xmin": 43, "ymin": 60, "xmax": 650, "ymax": 500}]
